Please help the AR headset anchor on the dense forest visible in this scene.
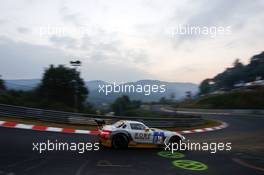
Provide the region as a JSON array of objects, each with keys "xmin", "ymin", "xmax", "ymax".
[
  {"xmin": 179, "ymin": 51, "xmax": 264, "ymax": 109},
  {"xmin": 199, "ymin": 51, "xmax": 264, "ymax": 94}
]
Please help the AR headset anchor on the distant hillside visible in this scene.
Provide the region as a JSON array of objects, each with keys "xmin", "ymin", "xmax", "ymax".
[
  {"xmin": 4, "ymin": 79, "xmax": 198, "ymax": 104},
  {"xmin": 5, "ymin": 79, "xmax": 40, "ymax": 90},
  {"xmin": 178, "ymin": 88, "xmax": 264, "ymax": 109},
  {"xmin": 200, "ymin": 51, "xmax": 264, "ymax": 94},
  {"xmin": 87, "ymin": 80, "xmax": 198, "ymax": 104}
]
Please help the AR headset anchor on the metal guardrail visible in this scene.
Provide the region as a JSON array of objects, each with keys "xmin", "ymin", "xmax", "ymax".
[{"xmin": 0, "ymin": 104, "xmax": 203, "ymax": 127}]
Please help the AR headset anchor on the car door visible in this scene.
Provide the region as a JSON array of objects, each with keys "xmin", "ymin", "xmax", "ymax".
[{"xmin": 130, "ymin": 123, "xmax": 153, "ymax": 144}]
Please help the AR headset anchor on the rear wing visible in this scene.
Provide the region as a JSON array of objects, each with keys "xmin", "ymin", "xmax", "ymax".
[{"xmin": 94, "ymin": 119, "xmax": 106, "ymax": 129}]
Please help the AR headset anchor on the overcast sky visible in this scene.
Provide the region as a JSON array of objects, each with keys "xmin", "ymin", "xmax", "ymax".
[{"xmin": 0, "ymin": 0, "xmax": 263, "ymax": 83}]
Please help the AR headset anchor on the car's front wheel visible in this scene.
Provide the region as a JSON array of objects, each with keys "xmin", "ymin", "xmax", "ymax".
[{"xmin": 112, "ymin": 134, "xmax": 129, "ymax": 149}]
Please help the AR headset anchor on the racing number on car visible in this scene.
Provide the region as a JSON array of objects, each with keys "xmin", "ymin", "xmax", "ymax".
[{"xmin": 153, "ymin": 131, "xmax": 165, "ymax": 144}]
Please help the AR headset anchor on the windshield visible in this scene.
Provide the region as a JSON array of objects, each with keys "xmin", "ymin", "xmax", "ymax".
[{"xmin": 113, "ymin": 121, "xmax": 125, "ymax": 128}]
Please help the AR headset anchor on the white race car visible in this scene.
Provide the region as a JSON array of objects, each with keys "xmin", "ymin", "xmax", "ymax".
[{"xmin": 97, "ymin": 120, "xmax": 185, "ymax": 149}]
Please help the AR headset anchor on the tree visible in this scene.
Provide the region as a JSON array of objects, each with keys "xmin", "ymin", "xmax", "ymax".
[
  {"xmin": 199, "ymin": 51, "xmax": 264, "ymax": 94},
  {"xmin": 111, "ymin": 95, "xmax": 130, "ymax": 116},
  {"xmin": 199, "ymin": 79, "xmax": 212, "ymax": 94},
  {"xmin": 111, "ymin": 95, "xmax": 141, "ymax": 116},
  {"xmin": 0, "ymin": 77, "xmax": 6, "ymax": 92},
  {"xmin": 185, "ymin": 91, "xmax": 192, "ymax": 99},
  {"xmin": 170, "ymin": 92, "xmax": 176, "ymax": 102},
  {"xmin": 37, "ymin": 65, "xmax": 88, "ymax": 110},
  {"xmin": 159, "ymin": 97, "xmax": 168, "ymax": 104},
  {"xmin": 233, "ymin": 59, "xmax": 244, "ymax": 68},
  {"xmin": 247, "ymin": 51, "xmax": 264, "ymax": 81}
]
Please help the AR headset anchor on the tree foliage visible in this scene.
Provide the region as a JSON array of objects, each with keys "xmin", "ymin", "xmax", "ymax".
[
  {"xmin": 199, "ymin": 51, "xmax": 264, "ymax": 94},
  {"xmin": 111, "ymin": 95, "xmax": 141, "ymax": 116},
  {"xmin": 0, "ymin": 65, "xmax": 95, "ymax": 113},
  {"xmin": 0, "ymin": 78, "xmax": 5, "ymax": 91},
  {"xmin": 37, "ymin": 65, "xmax": 88, "ymax": 110},
  {"xmin": 199, "ymin": 79, "xmax": 212, "ymax": 94}
]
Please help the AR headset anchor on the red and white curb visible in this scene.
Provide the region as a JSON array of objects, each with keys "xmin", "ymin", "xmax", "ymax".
[
  {"xmin": 0, "ymin": 120, "xmax": 100, "ymax": 135},
  {"xmin": 0, "ymin": 120, "xmax": 228, "ymax": 135},
  {"xmin": 176, "ymin": 121, "xmax": 228, "ymax": 134}
]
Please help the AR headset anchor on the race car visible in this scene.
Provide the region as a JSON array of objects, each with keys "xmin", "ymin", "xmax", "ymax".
[{"xmin": 97, "ymin": 120, "xmax": 185, "ymax": 149}]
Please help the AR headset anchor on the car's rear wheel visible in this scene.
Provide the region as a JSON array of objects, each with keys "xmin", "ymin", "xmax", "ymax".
[
  {"xmin": 169, "ymin": 136, "xmax": 182, "ymax": 151},
  {"xmin": 112, "ymin": 134, "xmax": 128, "ymax": 149}
]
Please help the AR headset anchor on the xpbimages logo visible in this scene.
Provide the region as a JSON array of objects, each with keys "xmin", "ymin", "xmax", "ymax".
[
  {"xmin": 98, "ymin": 82, "xmax": 166, "ymax": 96},
  {"xmin": 164, "ymin": 140, "xmax": 232, "ymax": 154},
  {"xmin": 32, "ymin": 140, "xmax": 100, "ymax": 154}
]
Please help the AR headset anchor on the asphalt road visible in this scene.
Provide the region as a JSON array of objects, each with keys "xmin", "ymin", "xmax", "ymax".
[{"xmin": 0, "ymin": 114, "xmax": 263, "ymax": 175}]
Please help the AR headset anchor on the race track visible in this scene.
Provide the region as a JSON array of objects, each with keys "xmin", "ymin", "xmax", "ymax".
[{"xmin": 0, "ymin": 114, "xmax": 263, "ymax": 175}]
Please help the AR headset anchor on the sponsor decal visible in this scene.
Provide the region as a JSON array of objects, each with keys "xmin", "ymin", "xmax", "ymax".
[{"xmin": 134, "ymin": 133, "xmax": 151, "ymax": 140}]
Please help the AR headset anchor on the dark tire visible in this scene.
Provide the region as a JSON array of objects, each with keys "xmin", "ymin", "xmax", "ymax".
[
  {"xmin": 112, "ymin": 134, "xmax": 129, "ymax": 149},
  {"xmin": 169, "ymin": 136, "xmax": 182, "ymax": 151},
  {"xmin": 169, "ymin": 136, "xmax": 181, "ymax": 144}
]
